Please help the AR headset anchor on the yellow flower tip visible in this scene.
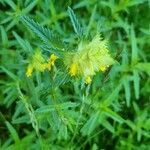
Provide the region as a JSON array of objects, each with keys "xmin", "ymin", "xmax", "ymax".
[
  {"xmin": 85, "ymin": 76, "xmax": 92, "ymax": 84},
  {"xmin": 100, "ymin": 65, "xmax": 107, "ymax": 72},
  {"xmin": 26, "ymin": 65, "xmax": 33, "ymax": 77},
  {"xmin": 49, "ymin": 54, "xmax": 58, "ymax": 66},
  {"xmin": 69, "ymin": 63, "xmax": 78, "ymax": 76}
]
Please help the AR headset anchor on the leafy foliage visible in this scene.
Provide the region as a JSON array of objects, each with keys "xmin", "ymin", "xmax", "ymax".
[
  {"xmin": 0, "ymin": 0, "xmax": 150, "ymax": 150},
  {"xmin": 67, "ymin": 7, "xmax": 83, "ymax": 38}
]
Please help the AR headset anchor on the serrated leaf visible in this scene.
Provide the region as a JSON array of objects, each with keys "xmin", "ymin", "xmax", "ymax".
[
  {"xmin": 21, "ymin": 16, "xmax": 64, "ymax": 51},
  {"xmin": 21, "ymin": 16, "xmax": 52, "ymax": 42},
  {"xmin": 54, "ymin": 71, "xmax": 70, "ymax": 87},
  {"xmin": 68, "ymin": 7, "xmax": 83, "ymax": 37},
  {"xmin": 41, "ymin": 45, "xmax": 63, "ymax": 57}
]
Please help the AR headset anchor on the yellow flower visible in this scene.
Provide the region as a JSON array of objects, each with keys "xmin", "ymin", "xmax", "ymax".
[
  {"xmin": 26, "ymin": 50, "xmax": 58, "ymax": 77},
  {"xmin": 64, "ymin": 34, "xmax": 115, "ymax": 84},
  {"xmin": 100, "ymin": 65, "xmax": 107, "ymax": 72},
  {"xmin": 26, "ymin": 65, "xmax": 33, "ymax": 77},
  {"xmin": 85, "ymin": 76, "xmax": 92, "ymax": 84},
  {"xmin": 48, "ymin": 54, "xmax": 58, "ymax": 66},
  {"xmin": 46, "ymin": 54, "xmax": 58, "ymax": 70},
  {"xmin": 69, "ymin": 63, "xmax": 78, "ymax": 76},
  {"xmin": 32, "ymin": 50, "xmax": 46, "ymax": 71}
]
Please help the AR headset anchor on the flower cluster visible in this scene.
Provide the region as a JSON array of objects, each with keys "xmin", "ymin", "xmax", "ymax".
[
  {"xmin": 26, "ymin": 35, "xmax": 114, "ymax": 84},
  {"xmin": 26, "ymin": 50, "xmax": 58, "ymax": 77},
  {"xmin": 64, "ymin": 34, "xmax": 115, "ymax": 84}
]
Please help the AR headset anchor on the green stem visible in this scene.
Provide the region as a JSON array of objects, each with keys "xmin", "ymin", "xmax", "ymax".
[{"xmin": 70, "ymin": 85, "xmax": 90, "ymax": 143}]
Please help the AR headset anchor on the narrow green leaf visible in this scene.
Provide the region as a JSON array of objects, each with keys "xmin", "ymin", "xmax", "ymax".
[
  {"xmin": 135, "ymin": 63, "xmax": 150, "ymax": 75},
  {"xmin": 1, "ymin": 67, "xmax": 18, "ymax": 81},
  {"xmin": 13, "ymin": 31, "xmax": 33, "ymax": 53},
  {"xmin": 5, "ymin": 121, "xmax": 20, "ymax": 143},
  {"xmin": 58, "ymin": 124, "xmax": 68, "ymax": 140},
  {"xmin": 36, "ymin": 102, "xmax": 79, "ymax": 113},
  {"xmin": 131, "ymin": 25, "xmax": 138, "ymax": 63},
  {"xmin": 104, "ymin": 108, "xmax": 124, "ymax": 123},
  {"xmin": 126, "ymin": 120, "xmax": 136, "ymax": 130},
  {"xmin": 105, "ymin": 82, "xmax": 122, "ymax": 103},
  {"xmin": 133, "ymin": 70, "xmax": 140, "ymax": 99},
  {"xmin": 4, "ymin": 88, "xmax": 17, "ymax": 107},
  {"xmin": 81, "ymin": 111, "xmax": 100, "ymax": 135},
  {"xmin": 121, "ymin": 49, "xmax": 129, "ymax": 66},
  {"xmin": 12, "ymin": 102, "xmax": 24, "ymax": 120},
  {"xmin": 133, "ymin": 102, "xmax": 140, "ymax": 114},
  {"xmin": 101, "ymin": 120, "xmax": 115, "ymax": 133},
  {"xmin": 129, "ymin": 0, "xmax": 147, "ymax": 6},
  {"xmin": 22, "ymin": 0, "xmax": 37, "ymax": 14},
  {"xmin": 123, "ymin": 76, "xmax": 131, "ymax": 107},
  {"xmin": 137, "ymin": 128, "xmax": 142, "ymax": 142},
  {"xmin": 86, "ymin": 5, "xmax": 97, "ymax": 37},
  {"xmin": 50, "ymin": 0, "xmax": 56, "ymax": 16},
  {"xmin": 0, "ymin": 26, "xmax": 8, "ymax": 47},
  {"xmin": 5, "ymin": 0, "xmax": 16, "ymax": 10},
  {"xmin": 12, "ymin": 115, "xmax": 30, "ymax": 124},
  {"xmin": 6, "ymin": 19, "xmax": 17, "ymax": 31}
]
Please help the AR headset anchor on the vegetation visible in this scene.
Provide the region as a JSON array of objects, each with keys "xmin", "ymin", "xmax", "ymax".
[{"xmin": 0, "ymin": 0, "xmax": 150, "ymax": 149}]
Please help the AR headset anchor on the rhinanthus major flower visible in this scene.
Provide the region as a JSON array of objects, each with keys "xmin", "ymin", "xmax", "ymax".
[
  {"xmin": 26, "ymin": 64, "xmax": 33, "ymax": 77},
  {"xmin": 26, "ymin": 50, "xmax": 58, "ymax": 77},
  {"xmin": 64, "ymin": 34, "xmax": 115, "ymax": 84},
  {"xmin": 85, "ymin": 76, "xmax": 92, "ymax": 84},
  {"xmin": 69, "ymin": 63, "xmax": 78, "ymax": 76},
  {"xmin": 46, "ymin": 54, "xmax": 58, "ymax": 70}
]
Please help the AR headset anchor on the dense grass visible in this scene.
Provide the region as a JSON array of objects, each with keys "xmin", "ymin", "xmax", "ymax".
[{"xmin": 0, "ymin": 0, "xmax": 150, "ymax": 149}]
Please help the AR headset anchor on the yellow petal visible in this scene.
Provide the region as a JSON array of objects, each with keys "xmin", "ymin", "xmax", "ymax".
[
  {"xmin": 26, "ymin": 65, "xmax": 33, "ymax": 77},
  {"xmin": 69, "ymin": 63, "xmax": 78, "ymax": 76},
  {"xmin": 85, "ymin": 76, "xmax": 92, "ymax": 84},
  {"xmin": 100, "ymin": 65, "xmax": 107, "ymax": 72},
  {"xmin": 49, "ymin": 54, "xmax": 58, "ymax": 66}
]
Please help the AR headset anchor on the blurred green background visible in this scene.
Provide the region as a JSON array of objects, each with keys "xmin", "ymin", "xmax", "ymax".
[{"xmin": 0, "ymin": 0, "xmax": 150, "ymax": 150}]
